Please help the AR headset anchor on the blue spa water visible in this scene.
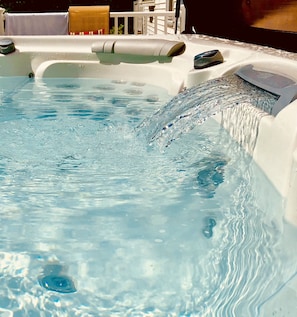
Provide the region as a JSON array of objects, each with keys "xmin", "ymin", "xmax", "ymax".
[{"xmin": 0, "ymin": 76, "xmax": 297, "ymax": 317}]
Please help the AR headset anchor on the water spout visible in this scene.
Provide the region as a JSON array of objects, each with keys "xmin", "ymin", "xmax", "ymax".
[{"xmin": 138, "ymin": 74, "xmax": 277, "ymax": 148}]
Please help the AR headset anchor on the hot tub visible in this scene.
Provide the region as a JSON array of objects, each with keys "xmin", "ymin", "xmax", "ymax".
[
  {"xmin": 3, "ymin": 35, "xmax": 296, "ymax": 219},
  {"xmin": 0, "ymin": 34, "xmax": 297, "ymax": 316}
]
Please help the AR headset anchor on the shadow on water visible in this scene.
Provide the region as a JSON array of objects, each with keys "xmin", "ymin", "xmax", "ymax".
[{"xmin": 191, "ymin": 152, "xmax": 229, "ymax": 199}]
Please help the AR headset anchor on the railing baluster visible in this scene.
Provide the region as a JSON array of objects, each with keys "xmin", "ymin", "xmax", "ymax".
[
  {"xmin": 154, "ymin": 16, "xmax": 158, "ymax": 34},
  {"xmin": 164, "ymin": 15, "xmax": 168, "ymax": 34},
  {"xmin": 114, "ymin": 16, "xmax": 119, "ymax": 35},
  {"xmin": 143, "ymin": 16, "xmax": 147, "ymax": 35},
  {"xmin": 124, "ymin": 16, "xmax": 128, "ymax": 35}
]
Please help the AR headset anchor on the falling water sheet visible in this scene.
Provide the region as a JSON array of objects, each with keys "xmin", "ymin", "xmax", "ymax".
[{"xmin": 138, "ymin": 74, "xmax": 278, "ymax": 148}]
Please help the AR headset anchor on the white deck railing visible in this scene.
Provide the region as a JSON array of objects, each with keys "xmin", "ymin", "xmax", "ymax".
[
  {"xmin": 0, "ymin": 7, "xmax": 185, "ymax": 36},
  {"xmin": 111, "ymin": 10, "xmax": 185, "ymax": 35}
]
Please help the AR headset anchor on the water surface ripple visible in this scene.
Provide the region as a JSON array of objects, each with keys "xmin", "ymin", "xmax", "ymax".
[{"xmin": 0, "ymin": 77, "xmax": 295, "ymax": 317}]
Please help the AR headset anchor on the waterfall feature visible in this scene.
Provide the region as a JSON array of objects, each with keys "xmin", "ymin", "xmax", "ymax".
[{"xmin": 138, "ymin": 73, "xmax": 278, "ymax": 150}]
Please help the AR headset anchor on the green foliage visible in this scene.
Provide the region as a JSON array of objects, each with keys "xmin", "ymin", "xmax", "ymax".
[{"xmin": 110, "ymin": 24, "xmax": 124, "ymax": 35}]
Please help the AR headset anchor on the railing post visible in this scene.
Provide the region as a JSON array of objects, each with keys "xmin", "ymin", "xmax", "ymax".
[
  {"xmin": 179, "ymin": 4, "xmax": 186, "ymax": 33},
  {"xmin": 0, "ymin": 7, "xmax": 5, "ymax": 35},
  {"xmin": 133, "ymin": 1, "xmax": 143, "ymax": 34}
]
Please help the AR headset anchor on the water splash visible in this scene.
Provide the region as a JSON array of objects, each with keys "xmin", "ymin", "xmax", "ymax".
[{"xmin": 138, "ymin": 74, "xmax": 277, "ymax": 148}]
